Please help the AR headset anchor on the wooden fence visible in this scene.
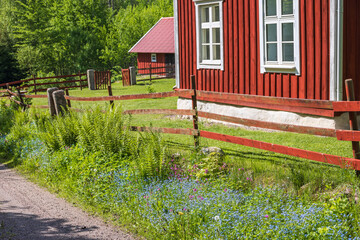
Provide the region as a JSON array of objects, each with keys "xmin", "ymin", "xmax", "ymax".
[
  {"xmin": 6, "ymin": 76, "xmax": 360, "ymax": 171},
  {"xmin": 94, "ymin": 71, "xmax": 111, "ymax": 90},
  {"xmin": 136, "ymin": 64, "xmax": 175, "ymax": 83},
  {"xmin": 122, "ymin": 69, "xmax": 130, "ymax": 86},
  {"xmin": 0, "ymin": 73, "xmax": 87, "ymax": 94}
]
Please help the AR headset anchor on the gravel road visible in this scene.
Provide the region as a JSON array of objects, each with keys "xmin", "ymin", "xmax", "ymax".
[{"xmin": 0, "ymin": 164, "xmax": 135, "ymax": 240}]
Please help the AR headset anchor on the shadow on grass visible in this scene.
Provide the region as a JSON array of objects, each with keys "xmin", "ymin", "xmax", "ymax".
[{"xmin": 166, "ymin": 140, "xmax": 340, "ymax": 170}]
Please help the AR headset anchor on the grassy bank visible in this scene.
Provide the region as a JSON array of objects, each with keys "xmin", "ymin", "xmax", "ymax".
[{"xmin": 1, "ymin": 79, "xmax": 360, "ymax": 239}]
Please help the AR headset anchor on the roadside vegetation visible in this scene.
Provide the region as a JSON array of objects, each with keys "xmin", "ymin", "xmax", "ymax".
[{"xmin": 1, "ymin": 79, "xmax": 360, "ymax": 239}]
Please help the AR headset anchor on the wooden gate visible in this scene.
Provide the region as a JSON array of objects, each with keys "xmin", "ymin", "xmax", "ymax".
[
  {"xmin": 95, "ymin": 71, "xmax": 111, "ymax": 90},
  {"xmin": 122, "ymin": 69, "xmax": 131, "ymax": 86}
]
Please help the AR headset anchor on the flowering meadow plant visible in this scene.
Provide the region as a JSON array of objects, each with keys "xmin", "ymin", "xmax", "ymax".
[{"xmin": 109, "ymin": 170, "xmax": 359, "ymax": 239}]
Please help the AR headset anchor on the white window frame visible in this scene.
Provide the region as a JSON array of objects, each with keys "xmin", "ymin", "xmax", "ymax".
[
  {"xmin": 194, "ymin": 0, "xmax": 224, "ymax": 70},
  {"xmin": 259, "ymin": 0, "xmax": 300, "ymax": 75},
  {"xmin": 151, "ymin": 53, "xmax": 157, "ymax": 63}
]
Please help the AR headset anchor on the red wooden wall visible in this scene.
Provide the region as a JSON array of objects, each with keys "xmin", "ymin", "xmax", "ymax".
[
  {"xmin": 177, "ymin": 0, "xmax": 330, "ymax": 100},
  {"xmin": 343, "ymin": 0, "xmax": 360, "ymax": 100},
  {"xmin": 137, "ymin": 53, "xmax": 166, "ymax": 75}
]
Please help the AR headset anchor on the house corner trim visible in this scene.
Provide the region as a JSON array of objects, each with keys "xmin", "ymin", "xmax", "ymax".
[
  {"xmin": 330, "ymin": 0, "xmax": 344, "ymax": 101},
  {"xmin": 174, "ymin": 0, "xmax": 180, "ymax": 88}
]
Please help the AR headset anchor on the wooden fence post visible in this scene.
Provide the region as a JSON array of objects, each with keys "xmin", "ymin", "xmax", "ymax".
[
  {"xmin": 94, "ymin": 71, "xmax": 98, "ymax": 90},
  {"xmin": 108, "ymin": 70, "xmax": 111, "ymax": 87},
  {"xmin": 17, "ymin": 87, "xmax": 26, "ymax": 111},
  {"xmin": 78, "ymin": 71, "xmax": 82, "ymax": 91},
  {"xmin": 33, "ymin": 74, "xmax": 37, "ymax": 95},
  {"xmin": 345, "ymin": 79, "xmax": 360, "ymax": 173},
  {"xmin": 65, "ymin": 88, "xmax": 71, "ymax": 108},
  {"xmin": 191, "ymin": 75, "xmax": 199, "ymax": 148},
  {"xmin": 108, "ymin": 85, "xmax": 114, "ymax": 109}
]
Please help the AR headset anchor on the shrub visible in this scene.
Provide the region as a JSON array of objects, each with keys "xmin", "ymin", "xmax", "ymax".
[{"xmin": 0, "ymin": 100, "xmax": 16, "ymax": 135}]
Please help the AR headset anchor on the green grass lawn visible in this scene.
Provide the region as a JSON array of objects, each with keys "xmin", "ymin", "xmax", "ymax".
[{"xmin": 25, "ymin": 78, "xmax": 358, "ymax": 196}]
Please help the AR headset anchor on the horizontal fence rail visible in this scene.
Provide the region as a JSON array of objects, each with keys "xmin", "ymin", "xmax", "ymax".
[
  {"xmin": 197, "ymin": 111, "xmax": 337, "ymax": 137},
  {"xmin": 129, "ymin": 126, "xmax": 198, "ymax": 136},
  {"xmin": 1, "ymin": 73, "xmax": 87, "ymax": 94},
  {"xmin": 7, "ymin": 77, "xmax": 360, "ymax": 171},
  {"xmin": 64, "ymin": 90, "xmax": 193, "ymax": 102},
  {"xmin": 181, "ymin": 90, "xmax": 335, "ymax": 118},
  {"xmin": 123, "ymin": 109, "xmax": 195, "ymax": 116},
  {"xmin": 136, "ymin": 64, "xmax": 175, "ymax": 83},
  {"xmin": 200, "ymin": 131, "xmax": 360, "ymax": 169}
]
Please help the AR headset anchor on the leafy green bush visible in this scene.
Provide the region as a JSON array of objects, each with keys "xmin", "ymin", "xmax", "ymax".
[{"xmin": 0, "ymin": 101, "xmax": 15, "ymax": 135}]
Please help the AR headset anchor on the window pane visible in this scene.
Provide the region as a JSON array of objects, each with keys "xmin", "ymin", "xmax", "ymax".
[
  {"xmin": 282, "ymin": 23, "xmax": 294, "ymax": 41},
  {"xmin": 266, "ymin": 0, "xmax": 276, "ymax": 16},
  {"xmin": 202, "ymin": 45, "xmax": 210, "ymax": 60},
  {"xmin": 201, "ymin": 7, "xmax": 210, "ymax": 23},
  {"xmin": 202, "ymin": 29, "xmax": 210, "ymax": 44},
  {"xmin": 213, "ymin": 28, "xmax": 220, "ymax": 44},
  {"xmin": 283, "ymin": 43, "xmax": 294, "ymax": 61},
  {"xmin": 213, "ymin": 45, "xmax": 221, "ymax": 60},
  {"xmin": 267, "ymin": 43, "xmax": 277, "ymax": 61},
  {"xmin": 266, "ymin": 24, "xmax": 277, "ymax": 42},
  {"xmin": 282, "ymin": 0, "xmax": 293, "ymax": 15},
  {"xmin": 212, "ymin": 6, "xmax": 220, "ymax": 22}
]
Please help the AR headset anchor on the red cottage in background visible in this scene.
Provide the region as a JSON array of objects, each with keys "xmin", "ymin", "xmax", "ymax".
[
  {"xmin": 173, "ymin": 0, "xmax": 360, "ymax": 129},
  {"xmin": 129, "ymin": 17, "xmax": 175, "ymax": 75}
]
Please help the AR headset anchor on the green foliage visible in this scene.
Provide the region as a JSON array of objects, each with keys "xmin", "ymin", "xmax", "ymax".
[
  {"xmin": 36, "ymin": 107, "xmax": 136, "ymax": 156},
  {"xmin": 0, "ymin": 31, "xmax": 26, "ymax": 84},
  {"xmin": 187, "ymin": 151, "xmax": 228, "ymax": 179},
  {"xmin": 1, "ymin": 0, "xmax": 174, "ymax": 76},
  {"xmin": 0, "ymin": 101, "xmax": 16, "ymax": 135},
  {"xmin": 134, "ymin": 131, "xmax": 167, "ymax": 179},
  {"xmin": 102, "ymin": 0, "xmax": 173, "ymax": 69},
  {"xmin": 146, "ymin": 84, "xmax": 155, "ymax": 93}
]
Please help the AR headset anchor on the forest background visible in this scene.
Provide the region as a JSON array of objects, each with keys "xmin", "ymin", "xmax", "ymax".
[{"xmin": 0, "ymin": 0, "xmax": 173, "ymax": 84}]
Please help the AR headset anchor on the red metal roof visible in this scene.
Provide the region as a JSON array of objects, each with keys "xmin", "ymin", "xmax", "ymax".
[{"xmin": 129, "ymin": 17, "xmax": 174, "ymax": 54}]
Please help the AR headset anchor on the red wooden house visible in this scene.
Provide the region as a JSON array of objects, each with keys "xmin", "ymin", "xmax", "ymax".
[
  {"xmin": 129, "ymin": 17, "xmax": 175, "ymax": 75},
  {"xmin": 173, "ymin": 0, "xmax": 360, "ymax": 129}
]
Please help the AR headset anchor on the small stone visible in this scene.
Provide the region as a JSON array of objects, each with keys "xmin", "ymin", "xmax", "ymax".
[
  {"xmin": 200, "ymin": 147, "xmax": 225, "ymax": 157},
  {"xmin": 53, "ymin": 90, "xmax": 68, "ymax": 116},
  {"xmin": 171, "ymin": 153, "xmax": 181, "ymax": 159}
]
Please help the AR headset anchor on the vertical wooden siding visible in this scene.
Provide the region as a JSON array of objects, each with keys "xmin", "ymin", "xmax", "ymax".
[
  {"xmin": 178, "ymin": 0, "xmax": 330, "ymax": 100},
  {"xmin": 137, "ymin": 53, "xmax": 166, "ymax": 75},
  {"xmin": 343, "ymin": 0, "xmax": 360, "ymax": 100}
]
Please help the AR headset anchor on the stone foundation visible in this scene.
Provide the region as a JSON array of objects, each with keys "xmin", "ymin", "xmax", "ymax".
[{"xmin": 177, "ymin": 98, "xmax": 351, "ymax": 130}]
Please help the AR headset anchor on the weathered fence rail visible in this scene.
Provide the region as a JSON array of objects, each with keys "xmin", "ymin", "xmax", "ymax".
[
  {"xmin": 0, "ymin": 73, "xmax": 87, "ymax": 94},
  {"xmin": 7, "ymin": 77, "xmax": 360, "ymax": 171}
]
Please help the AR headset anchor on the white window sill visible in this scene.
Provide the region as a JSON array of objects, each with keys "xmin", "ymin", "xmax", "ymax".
[
  {"xmin": 262, "ymin": 64, "xmax": 299, "ymax": 75},
  {"xmin": 198, "ymin": 63, "xmax": 223, "ymax": 70}
]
